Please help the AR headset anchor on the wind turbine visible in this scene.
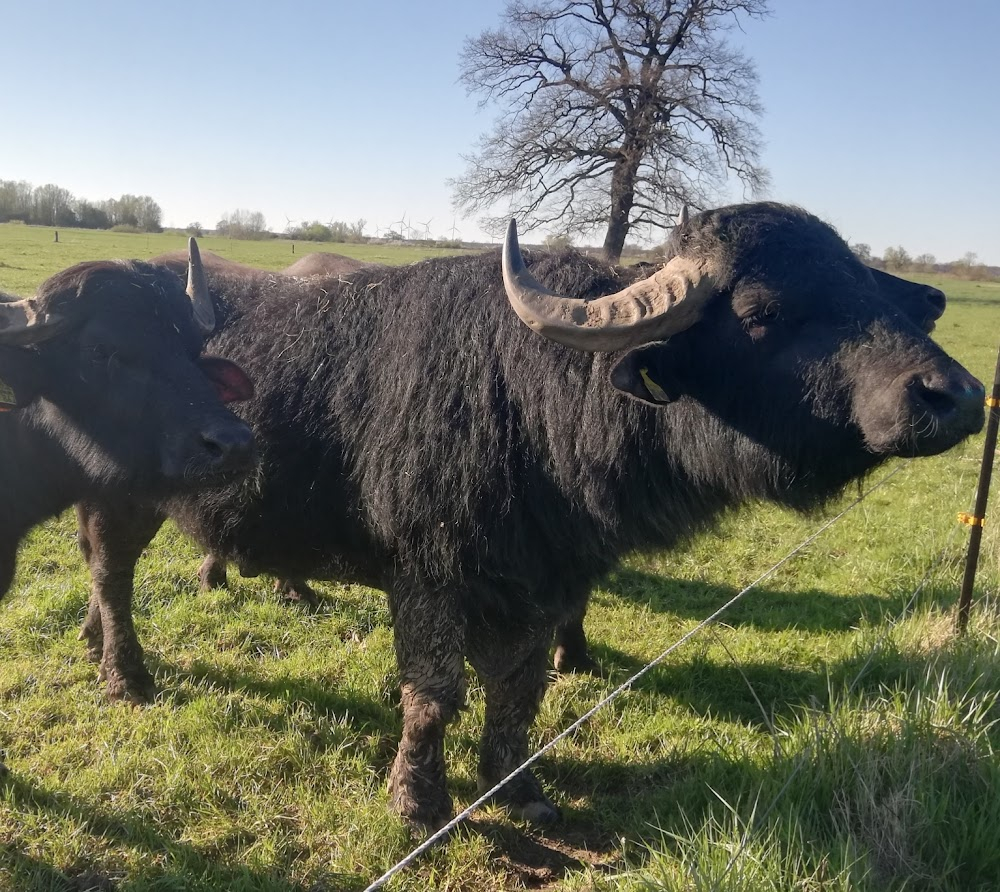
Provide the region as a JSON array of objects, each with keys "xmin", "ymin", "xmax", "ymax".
[
  {"xmin": 391, "ymin": 212, "xmax": 408, "ymax": 240},
  {"xmin": 417, "ymin": 217, "xmax": 433, "ymax": 239}
]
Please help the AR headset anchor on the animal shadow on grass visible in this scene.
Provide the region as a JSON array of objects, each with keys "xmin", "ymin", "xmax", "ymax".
[
  {"xmin": 456, "ymin": 817, "xmax": 621, "ymax": 888},
  {"xmin": 579, "ymin": 570, "xmax": 919, "ymax": 728},
  {"xmin": 0, "ymin": 776, "xmax": 359, "ymax": 892},
  {"xmin": 599, "ymin": 568, "xmax": 903, "ymax": 634},
  {"xmin": 0, "ymin": 846, "xmax": 117, "ymax": 892},
  {"xmin": 146, "ymin": 656, "xmax": 400, "ymax": 761}
]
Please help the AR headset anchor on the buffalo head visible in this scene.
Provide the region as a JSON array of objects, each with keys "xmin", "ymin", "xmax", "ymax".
[
  {"xmin": 503, "ymin": 203, "xmax": 984, "ymax": 501},
  {"xmin": 0, "ymin": 240, "xmax": 255, "ymax": 492}
]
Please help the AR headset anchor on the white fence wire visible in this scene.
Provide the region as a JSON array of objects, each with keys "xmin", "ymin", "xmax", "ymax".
[{"xmin": 365, "ymin": 463, "xmax": 915, "ymax": 891}]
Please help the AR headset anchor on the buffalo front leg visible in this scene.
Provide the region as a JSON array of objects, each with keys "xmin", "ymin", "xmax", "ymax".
[
  {"xmin": 471, "ymin": 631, "xmax": 559, "ymax": 825},
  {"xmin": 76, "ymin": 501, "xmax": 164, "ymax": 703},
  {"xmin": 387, "ymin": 578, "xmax": 466, "ymax": 832}
]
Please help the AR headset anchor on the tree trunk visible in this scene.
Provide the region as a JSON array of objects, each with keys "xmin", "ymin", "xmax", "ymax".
[{"xmin": 602, "ymin": 154, "xmax": 640, "ymax": 264}]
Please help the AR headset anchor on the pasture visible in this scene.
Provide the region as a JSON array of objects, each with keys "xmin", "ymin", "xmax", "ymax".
[{"xmin": 1, "ymin": 223, "xmax": 998, "ymax": 891}]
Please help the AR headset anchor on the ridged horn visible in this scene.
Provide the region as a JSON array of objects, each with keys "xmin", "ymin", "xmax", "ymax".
[
  {"xmin": 502, "ymin": 219, "xmax": 715, "ymax": 352},
  {"xmin": 676, "ymin": 205, "xmax": 689, "ymax": 227},
  {"xmin": 186, "ymin": 238, "xmax": 215, "ymax": 337},
  {"xmin": 0, "ymin": 294, "xmax": 66, "ymax": 345}
]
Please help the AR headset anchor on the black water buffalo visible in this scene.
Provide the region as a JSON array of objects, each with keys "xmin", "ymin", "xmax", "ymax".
[
  {"xmin": 191, "ymin": 246, "xmax": 959, "ymax": 664},
  {"xmin": 75, "ymin": 203, "xmax": 984, "ymax": 830},
  {"xmin": 0, "ymin": 243, "xmax": 255, "ymax": 609},
  {"xmin": 282, "ymin": 251, "xmax": 368, "ymax": 277},
  {"xmin": 150, "ymin": 248, "xmax": 274, "ymax": 279},
  {"xmin": 150, "ymin": 248, "xmax": 368, "ymax": 281}
]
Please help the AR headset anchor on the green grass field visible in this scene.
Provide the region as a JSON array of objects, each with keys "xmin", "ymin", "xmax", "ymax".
[
  {"xmin": 0, "ymin": 223, "xmax": 477, "ymax": 296},
  {"xmin": 1, "ymin": 224, "xmax": 998, "ymax": 891}
]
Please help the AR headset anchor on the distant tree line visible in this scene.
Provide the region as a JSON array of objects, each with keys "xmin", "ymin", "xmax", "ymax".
[
  {"xmin": 284, "ymin": 218, "xmax": 368, "ymax": 243},
  {"xmin": 851, "ymin": 243, "xmax": 996, "ymax": 281},
  {"xmin": 214, "ymin": 214, "xmax": 375, "ymax": 243},
  {"xmin": 215, "ymin": 209, "xmax": 270, "ymax": 240},
  {"xmin": 0, "ymin": 180, "xmax": 162, "ymax": 232}
]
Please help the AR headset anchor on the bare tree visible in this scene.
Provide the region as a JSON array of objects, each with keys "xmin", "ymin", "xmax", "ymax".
[
  {"xmin": 217, "ymin": 209, "xmax": 270, "ymax": 240},
  {"xmin": 451, "ymin": 0, "xmax": 769, "ymax": 262},
  {"xmin": 883, "ymin": 245, "xmax": 911, "ymax": 272},
  {"xmin": 850, "ymin": 242, "xmax": 872, "ymax": 264}
]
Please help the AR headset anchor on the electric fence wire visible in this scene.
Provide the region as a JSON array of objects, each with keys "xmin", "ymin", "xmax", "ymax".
[
  {"xmin": 708, "ymin": 483, "xmax": 969, "ymax": 892},
  {"xmin": 365, "ymin": 462, "xmax": 912, "ymax": 892}
]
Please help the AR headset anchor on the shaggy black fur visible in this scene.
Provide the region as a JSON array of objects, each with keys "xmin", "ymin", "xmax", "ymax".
[{"xmin": 76, "ymin": 202, "xmax": 984, "ymax": 828}]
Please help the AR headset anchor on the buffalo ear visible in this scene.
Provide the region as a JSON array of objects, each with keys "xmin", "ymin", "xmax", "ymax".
[
  {"xmin": 198, "ymin": 356, "xmax": 255, "ymax": 404},
  {"xmin": 0, "ymin": 347, "xmax": 44, "ymax": 410},
  {"xmin": 609, "ymin": 343, "xmax": 680, "ymax": 405}
]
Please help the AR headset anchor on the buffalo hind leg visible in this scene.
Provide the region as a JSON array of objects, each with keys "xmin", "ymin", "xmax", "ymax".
[
  {"xmin": 387, "ymin": 577, "xmax": 466, "ymax": 832},
  {"xmin": 76, "ymin": 501, "xmax": 164, "ymax": 703},
  {"xmin": 76, "ymin": 522, "xmax": 104, "ymax": 662},
  {"xmin": 553, "ymin": 601, "xmax": 596, "ymax": 673},
  {"xmin": 0, "ymin": 543, "xmax": 20, "ymax": 775},
  {"xmin": 274, "ymin": 577, "xmax": 320, "ymax": 608},
  {"xmin": 472, "ymin": 633, "xmax": 559, "ymax": 824},
  {"xmin": 197, "ymin": 553, "xmax": 228, "ymax": 590},
  {"xmin": 198, "ymin": 553, "xmax": 319, "ymax": 610}
]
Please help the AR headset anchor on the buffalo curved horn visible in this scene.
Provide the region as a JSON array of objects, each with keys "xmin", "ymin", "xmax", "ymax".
[
  {"xmin": 502, "ymin": 219, "xmax": 715, "ymax": 352},
  {"xmin": 0, "ymin": 295, "xmax": 66, "ymax": 345},
  {"xmin": 186, "ymin": 238, "xmax": 216, "ymax": 337},
  {"xmin": 676, "ymin": 205, "xmax": 689, "ymax": 227}
]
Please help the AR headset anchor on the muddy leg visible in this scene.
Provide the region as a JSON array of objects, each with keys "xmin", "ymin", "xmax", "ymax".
[
  {"xmin": 76, "ymin": 514, "xmax": 104, "ymax": 662},
  {"xmin": 76, "ymin": 501, "xmax": 164, "ymax": 703},
  {"xmin": 0, "ymin": 542, "xmax": 16, "ymax": 602},
  {"xmin": 386, "ymin": 576, "xmax": 466, "ymax": 832},
  {"xmin": 471, "ymin": 630, "xmax": 559, "ymax": 824},
  {"xmin": 198, "ymin": 553, "xmax": 228, "ymax": 590}
]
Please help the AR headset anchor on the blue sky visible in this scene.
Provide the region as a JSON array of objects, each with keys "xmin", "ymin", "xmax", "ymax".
[{"xmin": 1, "ymin": 0, "xmax": 997, "ymax": 263}]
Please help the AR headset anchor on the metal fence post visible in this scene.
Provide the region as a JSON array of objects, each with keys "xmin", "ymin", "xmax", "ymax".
[{"xmin": 957, "ymin": 341, "xmax": 1000, "ymax": 635}]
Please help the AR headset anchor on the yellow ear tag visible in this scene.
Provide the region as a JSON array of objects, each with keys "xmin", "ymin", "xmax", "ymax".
[
  {"xmin": 0, "ymin": 377, "xmax": 15, "ymax": 410},
  {"xmin": 639, "ymin": 367, "xmax": 670, "ymax": 402}
]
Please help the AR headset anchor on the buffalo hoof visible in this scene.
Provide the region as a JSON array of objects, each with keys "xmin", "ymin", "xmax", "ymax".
[
  {"xmin": 388, "ymin": 769, "xmax": 453, "ymax": 834},
  {"xmin": 274, "ymin": 578, "xmax": 320, "ymax": 609},
  {"xmin": 477, "ymin": 769, "xmax": 560, "ymax": 825},
  {"xmin": 198, "ymin": 554, "xmax": 228, "ymax": 591},
  {"xmin": 99, "ymin": 660, "xmax": 157, "ymax": 705},
  {"xmin": 513, "ymin": 798, "xmax": 560, "ymax": 825},
  {"xmin": 553, "ymin": 643, "xmax": 598, "ymax": 674},
  {"xmin": 78, "ymin": 621, "xmax": 104, "ymax": 664}
]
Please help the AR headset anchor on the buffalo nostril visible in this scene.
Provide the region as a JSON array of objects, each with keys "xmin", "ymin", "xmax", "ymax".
[
  {"xmin": 200, "ymin": 424, "xmax": 256, "ymax": 468},
  {"xmin": 201, "ymin": 435, "xmax": 225, "ymax": 460},
  {"xmin": 914, "ymin": 380, "xmax": 958, "ymax": 419},
  {"xmin": 925, "ymin": 287, "xmax": 946, "ymax": 318},
  {"xmin": 912, "ymin": 370, "xmax": 985, "ymax": 428}
]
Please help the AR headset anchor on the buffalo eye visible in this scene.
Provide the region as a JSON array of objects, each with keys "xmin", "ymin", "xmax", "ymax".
[
  {"xmin": 742, "ymin": 302, "xmax": 780, "ymax": 339},
  {"xmin": 86, "ymin": 343, "xmax": 121, "ymax": 370}
]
